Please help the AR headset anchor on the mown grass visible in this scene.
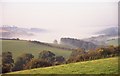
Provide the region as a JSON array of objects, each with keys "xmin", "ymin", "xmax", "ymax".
[
  {"xmin": 8, "ymin": 57, "xmax": 118, "ymax": 74},
  {"xmin": 1, "ymin": 40, "xmax": 72, "ymax": 60}
]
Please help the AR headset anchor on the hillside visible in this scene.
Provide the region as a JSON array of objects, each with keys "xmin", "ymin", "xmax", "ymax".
[
  {"xmin": 1, "ymin": 40, "xmax": 72, "ymax": 60},
  {"xmin": 83, "ymin": 27, "xmax": 119, "ymax": 46},
  {"xmin": 83, "ymin": 35, "xmax": 119, "ymax": 46},
  {"xmin": 60, "ymin": 38, "xmax": 97, "ymax": 50},
  {"xmin": 7, "ymin": 57, "xmax": 118, "ymax": 74},
  {"xmin": 95, "ymin": 27, "xmax": 119, "ymax": 36},
  {"xmin": 106, "ymin": 38, "xmax": 119, "ymax": 46}
]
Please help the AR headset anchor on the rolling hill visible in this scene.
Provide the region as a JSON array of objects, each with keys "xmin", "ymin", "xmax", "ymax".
[
  {"xmin": 95, "ymin": 27, "xmax": 119, "ymax": 36},
  {"xmin": 7, "ymin": 57, "xmax": 118, "ymax": 74},
  {"xmin": 1, "ymin": 40, "xmax": 72, "ymax": 60},
  {"xmin": 60, "ymin": 38, "xmax": 97, "ymax": 50},
  {"xmin": 83, "ymin": 26, "xmax": 119, "ymax": 46}
]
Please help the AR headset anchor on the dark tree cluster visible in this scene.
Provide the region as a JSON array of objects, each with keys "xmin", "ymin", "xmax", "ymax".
[
  {"xmin": 24, "ymin": 59, "xmax": 52, "ymax": 69},
  {"xmin": 0, "ymin": 38, "xmax": 20, "ymax": 40},
  {"xmin": 38, "ymin": 50, "xmax": 65, "ymax": 65},
  {"xmin": 2, "ymin": 50, "xmax": 65, "ymax": 73},
  {"xmin": 67, "ymin": 45, "xmax": 120, "ymax": 63},
  {"xmin": 12, "ymin": 53, "xmax": 34, "ymax": 71},
  {"xmin": 2, "ymin": 52, "xmax": 14, "ymax": 73}
]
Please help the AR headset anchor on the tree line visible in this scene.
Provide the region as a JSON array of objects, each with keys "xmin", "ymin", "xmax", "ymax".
[
  {"xmin": 2, "ymin": 50, "xmax": 65, "ymax": 73},
  {"xmin": 67, "ymin": 45, "xmax": 120, "ymax": 63},
  {"xmin": 1, "ymin": 45, "xmax": 120, "ymax": 73},
  {"xmin": 29, "ymin": 40, "xmax": 74, "ymax": 51}
]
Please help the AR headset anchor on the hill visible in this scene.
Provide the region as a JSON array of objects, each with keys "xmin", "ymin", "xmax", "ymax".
[
  {"xmin": 1, "ymin": 40, "xmax": 72, "ymax": 60},
  {"xmin": 95, "ymin": 27, "xmax": 119, "ymax": 36},
  {"xmin": 83, "ymin": 27, "xmax": 119, "ymax": 46},
  {"xmin": 83, "ymin": 35, "xmax": 119, "ymax": 46},
  {"xmin": 60, "ymin": 38, "xmax": 97, "ymax": 50},
  {"xmin": 0, "ymin": 25, "xmax": 47, "ymax": 38},
  {"xmin": 7, "ymin": 57, "xmax": 118, "ymax": 74}
]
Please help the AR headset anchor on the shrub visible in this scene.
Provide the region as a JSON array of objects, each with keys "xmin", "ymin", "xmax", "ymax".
[
  {"xmin": 13, "ymin": 53, "xmax": 34, "ymax": 71},
  {"xmin": 2, "ymin": 52, "xmax": 14, "ymax": 73},
  {"xmin": 25, "ymin": 59, "xmax": 52, "ymax": 69},
  {"xmin": 39, "ymin": 50, "xmax": 55, "ymax": 64}
]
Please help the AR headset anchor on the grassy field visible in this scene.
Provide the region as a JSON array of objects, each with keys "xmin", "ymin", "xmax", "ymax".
[
  {"xmin": 8, "ymin": 57, "xmax": 118, "ymax": 74},
  {"xmin": 106, "ymin": 38, "xmax": 119, "ymax": 46},
  {"xmin": 1, "ymin": 40, "xmax": 72, "ymax": 60}
]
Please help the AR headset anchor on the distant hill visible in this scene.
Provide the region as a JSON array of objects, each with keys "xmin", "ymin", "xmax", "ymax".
[
  {"xmin": 30, "ymin": 28, "xmax": 47, "ymax": 33},
  {"xmin": 95, "ymin": 27, "xmax": 119, "ymax": 36},
  {"xmin": 1, "ymin": 40, "xmax": 72, "ymax": 60},
  {"xmin": 83, "ymin": 35, "xmax": 112, "ymax": 45},
  {"xmin": 60, "ymin": 38, "xmax": 97, "ymax": 50},
  {"xmin": 83, "ymin": 27, "xmax": 119, "ymax": 46},
  {"xmin": 0, "ymin": 25, "xmax": 47, "ymax": 38},
  {"xmin": 8, "ymin": 57, "xmax": 118, "ymax": 74}
]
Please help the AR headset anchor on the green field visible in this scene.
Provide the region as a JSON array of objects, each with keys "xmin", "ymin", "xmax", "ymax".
[
  {"xmin": 7, "ymin": 57, "xmax": 118, "ymax": 74},
  {"xmin": 1, "ymin": 40, "xmax": 72, "ymax": 60},
  {"xmin": 106, "ymin": 38, "xmax": 119, "ymax": 46}
]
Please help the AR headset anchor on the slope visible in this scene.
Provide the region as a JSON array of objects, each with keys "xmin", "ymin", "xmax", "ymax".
[
  {"xmin": 8, "ymin": 57, "xmax": 118, "ymax": 74},
  {"xmin": 106, "ymin": 38, "xmax": 119, "ymax": 46},
  {"xmin": 1, "ymin": 40, "xmax": 72, "ymax": 60}
]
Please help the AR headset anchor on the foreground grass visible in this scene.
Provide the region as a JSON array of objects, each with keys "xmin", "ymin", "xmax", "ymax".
[
  {"xmin": 1, "ymin": 40, "xmax": 72, "ymax": 60},
  {"xmin": 8, "ymin": 57, "xmax": 118, "ymax": 74}
]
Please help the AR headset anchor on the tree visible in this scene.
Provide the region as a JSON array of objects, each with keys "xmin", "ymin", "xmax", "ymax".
[
  {"xmin": 39, "ymin": 50, "xmax": 55, "ymax": 64},
  {"xmin": 67, "ymin": 48, "xmax": 86, "ymax": 63},
  {"xmin": 2, "ymin": 52, "xmax": 14, "ymax": 64},
  {"xmin": 24, "ymin": 59, "xmax": 52, "ymax": 69},
  {"xmin": 2, "ymin": 64, "xmax": 13, "ymax": 73},
  {"xmin": 70, "ymin": 48, "xmax": 86, "ymax": 57},
  {"xmin": 67, "ymin": 45, "xmax": 120, "ymax": 63},
  {"xmin": 54, "ymin": 56, "xmax": 65, "ymax": 65},
  {"xmin": 13, "ymin": 53, "xmax": 34, "ymax": 71},
  {"xmin": 53, "ymin": 40, "xmax": 58, "ymax": 44},
  {"xmin": 114, "ymin": 45, "xmax": 120, "ymax": 56},
  {"xmin": 2, "ymin": 52, "xmax": 14, "ymax": 73}
]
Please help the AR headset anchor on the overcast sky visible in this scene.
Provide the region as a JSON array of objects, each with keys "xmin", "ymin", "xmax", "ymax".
[{"xmin": 0, "ymin": 0, "xmax": 118, "ymax": 42}]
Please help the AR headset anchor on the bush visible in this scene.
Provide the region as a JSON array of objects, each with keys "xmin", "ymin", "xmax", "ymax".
[
  {"xmin": 2, "ymin": 52, "xmax": 14, "ymax": 73},
  {"xmin": 25, "ymin": 59, "xmax": 52, "ymax": 69},
  {"xmin": 54, "ymin": 56, "xmax": 65, "ymax": 65},
  {"xmin": 67, "ymin": 45, "xmax": 120, "ymax": 63},
  {"xmin": 13, "ymin": 53, "xmax": 34, "ymax": 71},
  {"xmin": 39, "ymin": 50, "xmax": 55, "ymax": 64}
]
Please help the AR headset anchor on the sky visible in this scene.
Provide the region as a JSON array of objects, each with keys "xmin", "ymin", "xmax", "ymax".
[{"xmin": 0, "ymin": 0, "xmax": 119, "ymax": 43}]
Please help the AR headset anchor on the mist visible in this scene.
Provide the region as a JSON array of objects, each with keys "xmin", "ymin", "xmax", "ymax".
[{"xmin": 1, "ymin": 1, "xmax": 118, "ymax": 42}]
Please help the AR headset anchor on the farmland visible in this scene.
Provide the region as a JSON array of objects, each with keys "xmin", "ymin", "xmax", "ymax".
[{"xmin": 1, "ymin": 40, "xmax": 72, "ymax": 60}]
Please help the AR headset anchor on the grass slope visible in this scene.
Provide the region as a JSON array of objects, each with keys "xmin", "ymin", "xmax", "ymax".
[
  {"xmin": 1, "ymin": 40, "xmax": 72, "ymax": 60},
  {"xmin": 106, "ymin": 38, "xmax": 119, "ymax": 46},
  {"xmin": 9, "ymin": 57, "xmax": 118, "ymax": 74}
]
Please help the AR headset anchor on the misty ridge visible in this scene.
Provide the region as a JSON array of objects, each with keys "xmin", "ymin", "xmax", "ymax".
[
  {"xmin": 0, "ymin": 25, "xmax": 119, "ymax": 50},
  {"xmin": 83, "ymin": 26, "xmax": 119, "ymax": 45},
  {"xmin": 0, "ymin": 25, "xmax": 48, "ymax": 38},
  {"xmin": 0, "ymin": 25, "xmax": 118, "ymax": 38}
]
